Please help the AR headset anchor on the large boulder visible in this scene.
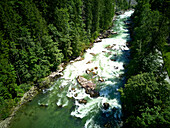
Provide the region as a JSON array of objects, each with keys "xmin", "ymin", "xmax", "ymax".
[
  {"xmin": 77, "ymin": 76, "xmax": 96, "ymax": 90},
  {"xmin": 77, "ymin": 76, "xmax": 99, "ymax": 97}
]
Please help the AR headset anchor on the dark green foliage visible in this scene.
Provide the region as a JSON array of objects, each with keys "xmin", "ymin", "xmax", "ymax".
[
  {"xmin": 115, "ymin": 0, "xmax": 129, "ymax": 11},
  {"xmin": 120, "ymin": 73, "xmax": 170, "ymax": 128},
  {"xmin": 0, "ymin": 0, "xmax": 117, "ymax": 119},
  {"xmin": 122, "ymin": 0, "xmax": 170, "ymax": 127}
]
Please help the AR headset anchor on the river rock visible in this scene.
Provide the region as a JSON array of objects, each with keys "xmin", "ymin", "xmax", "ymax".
[
  {"xmin": 108, "ymin": 52, "xmax": 112, "ymax": 55},
  {"xmin": 86, "ymin": 69, "xmax": 91, "ymax": 74},
  {"xmin": 92, "ymin": 71, "xmax": 97, "ymax": 75},
  {"xmin": 90, "ymin": 53, "xmax": 96, "ymax": 56},
  {"xmin": 85, "ymin": 89, "xmax": 99, "ymax": 97},
  {"xmin": 75, "ymin": 56, "xmax": 83, "ymax": 61},
  {"xmin": 103, "ymin": 103, "xmax": 110, "ymax": 110},
  {"xmin": 99, "ymin": 77, "xmax": 104, "ymax": 82},
  {"xmin": 95, "ymin": 39, "xmax": 102, "ymax": 43},
  {"xmin": 105, "ymin": 45, "xmax": 114, "ymax": 50},
  {"xmin": 77, "ymin": 76, "xmax": 99, "ymax": 97},
  {"xmin": 114, "ymin": 66, "xmax": 118, "ymax": 69},
  {"xmin": 74, "ymin": 93, "xmax": 78, "ymax": 97},
  {"xmin": 71, "ymin": 88, "xmax": 76, "ymax": 91},
  {"xmin": 113, "ymin": 54, "xmax": 117, "ymax": 57},
  {"xmin": 110, "ymin": 58, "xmax": 116, "ymax": 61},
  {"xmin": 119, "ymin": 74, "xmax": 124, "ymax": 78},
  {"xmin": 111, "ymin": 32, "xmax": 117, "ymax": 35},
  {"xmin": 49, "ymin": 72, "xmax": 63, "ymax": 79},
  {"xmin": 94, "ymin": 67, "xmax": 98, "ymax": 70},
  {"xmin": 77, "ymin": 76, "xmax": 96, "ymax": 90},
  {"xmin": 103, "ymin": 34, "xmax": 108, "ymax": 38},
  {"xmin": 115, "ymin": 11, "xmax": 124, "ymax": 15},
  {"xmin": 99, "ymin": 35, "xmax": 104, "ymax": 39},
  {"xmin": 86, "ymin": 60, "xmax": 93, "ymax": 64},
  {"xmin": 78, "ymin": 99, "xmax": 87, "ymax": 104}
]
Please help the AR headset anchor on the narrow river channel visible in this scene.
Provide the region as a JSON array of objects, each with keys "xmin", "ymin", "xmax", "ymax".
[{"xmin": 9, "ymin": 10, "xmax": 134, "ymax": 128}]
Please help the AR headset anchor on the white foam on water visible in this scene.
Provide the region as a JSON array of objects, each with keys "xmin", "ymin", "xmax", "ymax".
[{"xmin": 50, "ymin": 10, "xmax": 134, "ymax": 127}]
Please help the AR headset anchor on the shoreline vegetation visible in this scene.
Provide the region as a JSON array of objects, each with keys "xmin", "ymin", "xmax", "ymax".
[
  {"xmin": 0, "ymin": 1, "xmax": 133, "ymax": 125},
  {"xmin": 0, "ymin": 0, "xmax": 133, "ymax": 122},
  {"xmin": 120, "ymin": 0, "xmax": 170, "ymax": 127},
  {"xmin": 3, "ymin": 0, "xmax": 170, "ymax": 128},
  {"xmin": 0, "ymin": 9, "xmax": 126, "ymax": 128}
]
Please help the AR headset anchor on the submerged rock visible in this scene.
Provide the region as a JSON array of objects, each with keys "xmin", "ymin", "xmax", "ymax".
[
  {"xmin": 110, "ymin": 58, "xmax": 116, "ymax": 61},
  {"xmin": 74, "ymin": 93, "xmax": 78, "ymax": 97},
  {"xmin": 123, "ymin": 64, "xmax": 127, "ymax": 68},
  {"xmin": 103, "ymin": 103, "xmax": 110, "ymax": 110},
  {"xmin": 104, "ymin": 122, "xmax": 112, "ymax": 128}
]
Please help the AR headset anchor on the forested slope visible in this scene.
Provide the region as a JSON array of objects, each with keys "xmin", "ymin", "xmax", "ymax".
[
  {"xmin": 120, "ymin": 0, "xmax": 170, "ymax": 127},
  {"xmin": 0, "ymin": 0, "xmax": 130, "ymax": 120}
]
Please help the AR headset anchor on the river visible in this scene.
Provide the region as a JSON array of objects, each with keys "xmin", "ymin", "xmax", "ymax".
[{"xmin": 9, "ymin": 10, "xmax": 134, "ymax": 128}]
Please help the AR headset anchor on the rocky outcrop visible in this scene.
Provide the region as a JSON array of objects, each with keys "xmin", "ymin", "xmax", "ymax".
[
  {"xmin": 77, "ymin": 76, "xmax": 96, "ymax": 90},
  {"xmin": 77, "ymin": 76, "xmax": 99, "ymax": 97}
]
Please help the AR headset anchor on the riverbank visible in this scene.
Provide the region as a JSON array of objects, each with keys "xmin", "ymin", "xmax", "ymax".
[
  {"xmin": 0, "ymin": 9, "xmax": 134, "ymax": 128},
  {"xmin": 0, "ymin": 86, "xmax": 38, "ymax": 128}
]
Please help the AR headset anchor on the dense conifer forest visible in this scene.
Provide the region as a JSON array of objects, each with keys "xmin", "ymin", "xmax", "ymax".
[
  {"xmin": 120, "ymin": 0, "xmax": 170, "ymax": 127},
  {"xmin": 0, "ymin": 0, "xmax": 130, "ymax": 120}
]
